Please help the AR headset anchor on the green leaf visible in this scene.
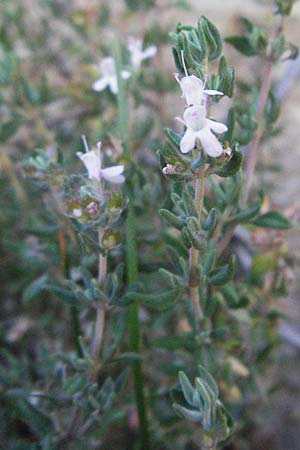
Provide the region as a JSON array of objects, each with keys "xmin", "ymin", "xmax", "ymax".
[
  {"xmin": 150, "ymin": 334, "xmax": 194, "ymax": 351},
  {"xmin": 0, "ymin": 51, "xmax": 17, "ymax": 83},
  {"xmin": 1, "ymin": 117, "xmax": 22, "ymax": 141},
  {"xmin": 285, "ymin": 43, "xmax": 299, "ymax": 60},
  {"xmin": 186, "ymin": 217, "xmax": 206, "ymax": 250},
  {"xmin": 161, "ymin": 230, "xmax": 189, "ymax": 257},
  {"xmin": 172, "ymin": 47, "xmax": 184, "ymax": 74},
  {"xmin": 164, "ymin": 127, "xmax": 181, "ymax": 148},
  {"xmin": 218, "ymin": 56, "xmax": 235, "ymax": 98},
  {"xmin": 198, "ymin": 16, "xmax": 222, "ymax": 60},
  {"xmin": 202, "ymin": 248, "xmax": 216, "ymax": 275},
  {"xmin": 125, "ymin": 0, "xmax": 155, "ymax": 9},
  {"xmin": 21, "ymin": 78, "xmax": 40, "ymax": 104},
  {"xmin": 159, "ymin": 140, "xmax": 188, "ymax": 168},
  {"xmin": 182, "ymin": 189, "xmax": 198, "ymax": 217},
  {"xmin": 125, "ymin": 288, "xmax": 182, "ymax": 311},
  {"xmin": 194, "ymin": 378, "xmax": 212, "ymax": 413},
  {"xmin": 275, "ymin": 0, "xmax": 295, "ymax": 15},
  {"xmin": 202, "ymin": 208, "xmax": 217, "ymax": 231},
  {"xmin": 209, "ymin": 256, "xmax": 235, "ymax": 286},
  {"xmin": 251, "ymin": 211, "xmax": 293, "ymax": 229},
  {"xmin": 158, "ymin": 268, "xmax": 184, "ymax": 287},
  {"xmin": 191, "ymin": 149, "xmax": 206, "ymax": 171},
  {"xmin": 160, "ymin": 208, "xmax": 185, "ymax": 230},
  {"xmin": 251, "ymin": 252, "xmax": 277, "ymax": 278},
  {"xmin": 198, "ymin": 365, "xmax": 219, "ymax": 398},
  {"xmin": 271, "ymin": 33, "xmax": 286, "ymax": 59},
  {"xmin": 112, "ymin": 352, "xmax": 144, "ymax": 362},
  {"xmin": 16, "ymin": 400, "xmax": 54, "ymax": 438},
  {"xmin": 241, "ymin": 17, "xmax": 254, "ymax": 33},
  {"xmin": 225, "ymin": 35, "xmax": 258, "ymax": 56},
  {"xmin": 45, "ymin": 283, "xmax": 80, "ymax": 306},
  {"xmin": 23, "ymin": 274, "xmax": 48, "ymax": 303},
  {"xmin": 221, "ymin": 284, "xmax": 249, "ymax": 309},
  {"xmin": 211, "ymin": 145, "xmax": 243, "ymax": 178},
  {"xmin": 179, "ymin": 371, "xmax": 196, "ymax": 406},
  {"xmin": 229, "ymin": 202, "xmax": 261, "ymax": 223},
  {"xmin": 266, "ymin": 91, "xmax": 280, "ymax": 124},
  {"xmin": 173, "ymin": 403, "xmax": 202, "ymax": 421},
  {"xmin": 63, "ymin": 373, "xmax": 86, "ymax": 395}
]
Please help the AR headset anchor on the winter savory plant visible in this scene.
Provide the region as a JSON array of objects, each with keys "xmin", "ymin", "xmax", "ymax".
[{"xmin": 0, "ymin": 0, "xmax": 298, "ymax": 449}]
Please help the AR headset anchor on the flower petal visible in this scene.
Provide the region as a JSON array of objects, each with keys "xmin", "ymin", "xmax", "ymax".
[
  {"xmin": 183, "ymin": 105, "xmax": 206, "ymax": 131},
  {"xmin": 180, "ymin": 128, "xmax": 197, "ymax": 153},
  {"xmin": 101, "ymin": 165, "xmax": 124, "ymax": 178},
  {"xmin": 77, "ymin": 149, "xmax": 101, "ymax": 179},
  {"xmin": 196, "ymin": 128, "xmax": 223, "ymax": 157},
  {"xmin": 180, "ymin": 75, "xmax": 204, "ymax": 105},
  {"xmin": 205, "ymin": 118, "xmax": 228, "ymax": 134},
  {"xmin": 204, "ymin": 89, "xmax": 224, "ymax": 96},
  {"xmin": 92, "ymin": 76, "xmax": 109, "ymax": 92},
  {"xmin": 108, "ymin": 174, "xmax": 125, "ymax": 184},
  {"xmin": 101, "ymin": 168, "xmax": 125, "ymax": 183},
  {"xmin": 100, "ymin": 57, "xmax": 115, "ymax": 76}
]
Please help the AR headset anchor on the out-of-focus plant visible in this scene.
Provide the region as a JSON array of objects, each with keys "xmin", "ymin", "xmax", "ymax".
[{"xmin": 0, "ymin": 1, "xmax": 298, "ymax": 450}]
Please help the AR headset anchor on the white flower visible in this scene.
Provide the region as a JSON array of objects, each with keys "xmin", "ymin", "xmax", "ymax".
[
  {"xmin": 77, "ymin": 142, "xmax": 125, "ymax": 184},
  {"xmin": 128, "ymin": 37, "xmax": 157, "ymax": 69},
  {"xmin": 92, "ymin": 57, "xmax": 131, "ymax": 94},
  {"xmin": 177, "ymin": 105, "xmax": 228, "ymax": 157},
  {"xmin": 174, "ymin": 74, "xmax": 223, "ymax": 106}
]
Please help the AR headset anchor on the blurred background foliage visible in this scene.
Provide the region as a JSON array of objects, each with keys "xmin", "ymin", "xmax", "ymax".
[{"xmin": 1, "ymin": 1, "xmax": 300, "ymax": 450}]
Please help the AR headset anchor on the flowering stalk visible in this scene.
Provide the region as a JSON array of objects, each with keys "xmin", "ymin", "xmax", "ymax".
[{"xmin": 112, "ymin": 36, "xmax": 150, "ymax": 450}]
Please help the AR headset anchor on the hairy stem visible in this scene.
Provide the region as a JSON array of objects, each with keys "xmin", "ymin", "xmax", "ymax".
[
  {"xmin": 189, "ymin": 166, "xmax": 205, "ymax": 330},
  {"xmin": 112, "ymin": 36, "xmax": 150, "ymax": 450},
  {"xmin": 242, "ymin": 15, "xmax": 285, "ymax": 204}
]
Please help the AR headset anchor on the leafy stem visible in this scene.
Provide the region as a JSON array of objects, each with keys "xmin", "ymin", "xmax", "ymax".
[{"xmin": 189, "ymin": 165, "xmax": 205, "ymax": 331}]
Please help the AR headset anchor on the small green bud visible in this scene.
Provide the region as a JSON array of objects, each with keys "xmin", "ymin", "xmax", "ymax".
[{"xmin": 102, "ymin": 229, "xmax": 121, "ymax": 249}]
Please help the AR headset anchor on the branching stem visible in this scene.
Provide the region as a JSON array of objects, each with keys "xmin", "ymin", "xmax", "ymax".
[{"xmin": 242, "ymin": 15, "xmax": 285, "ymax": 204}]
